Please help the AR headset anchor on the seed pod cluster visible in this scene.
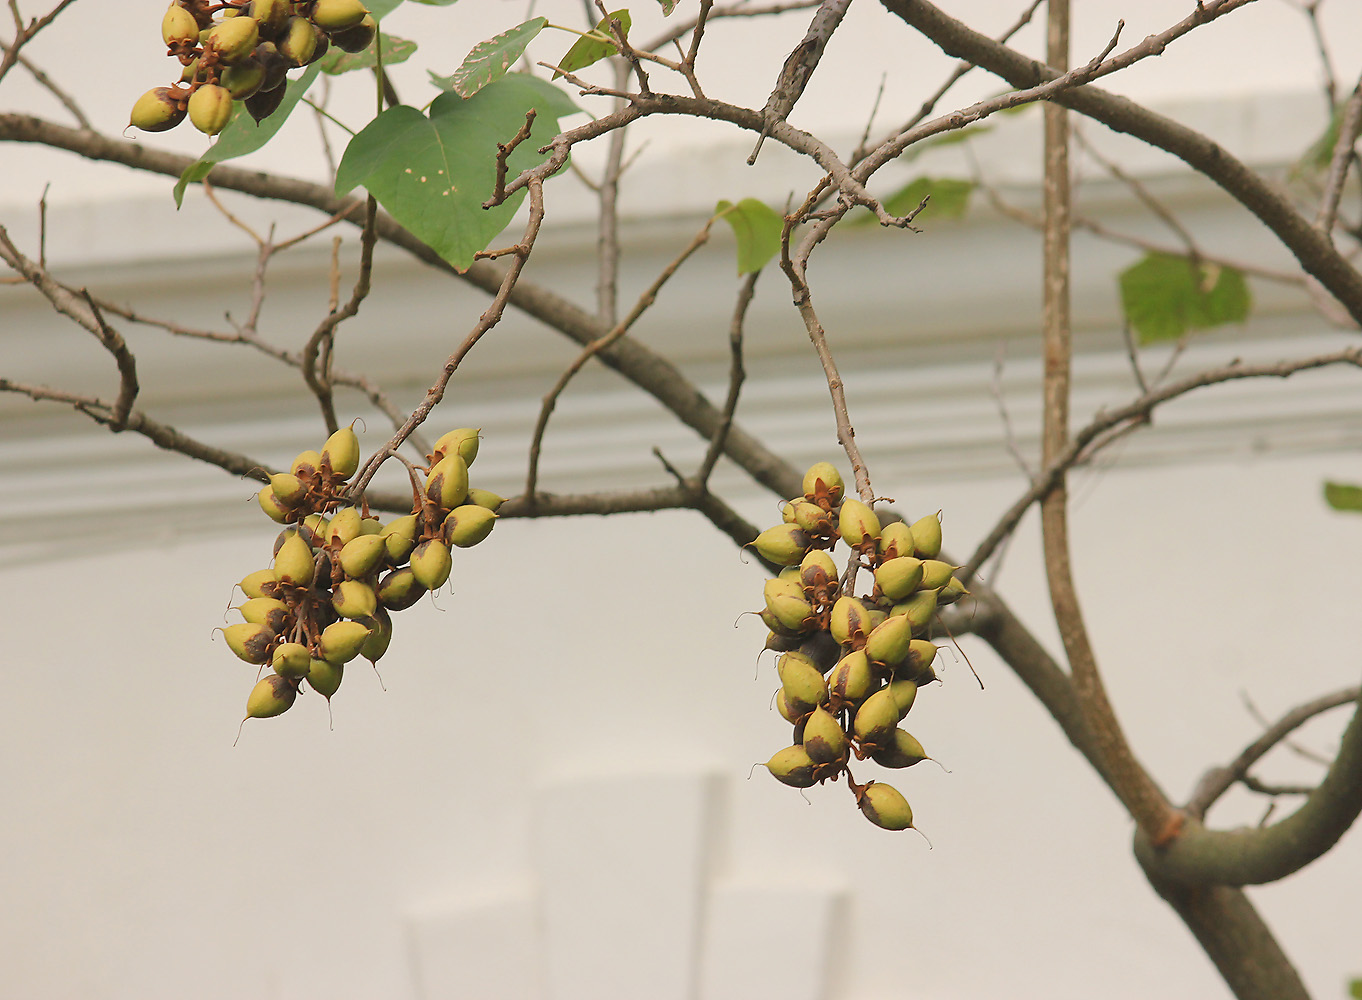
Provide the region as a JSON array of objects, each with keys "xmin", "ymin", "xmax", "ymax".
[
  {"xmin": 227, "ymin": 424, "xmax": 503, "ymax": 728},
  {"xmin": 755, "ymin": 462, "xmax": 968, "ymax": 832},
  {"xmin": 130, "ymin": 0, "xmax": 377, "ymax": 136}
]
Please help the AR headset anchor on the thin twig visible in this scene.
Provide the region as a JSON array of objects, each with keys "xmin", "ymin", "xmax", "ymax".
[
  {"xmin": 696, "ymin": 270, "xmax": 758, "ymax": 484},
  {"xmin": 1315, "ymin": 68, "xmax": 1362, "ymax": 233}
]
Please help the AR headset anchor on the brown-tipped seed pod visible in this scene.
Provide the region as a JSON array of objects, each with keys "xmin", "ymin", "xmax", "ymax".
[
  {"xmin": 245, "ymin": 673, "xmax": 296, "ymax": 719},
  {"xmin": 900, "ymin": 639, "xmax": 937, "ymax": 681},
  {"xmin": 251, "ymin": 0, "xmax": 291, "ymax": 38},
  {"xmin": 765, "ymin": 745, "xmax": 818, "ymax": 788},
  {"xmin": 219, "ymin": 59, "xmax": 266, "ymax": 100},
  {"xmin": 271, "ymin": 641, "xmax": 311, "ymax": 680},
  {"xmin": 918, "ymin": 559, "xmax": 957, "ymax": 591},
  {"xmin": 938, "ymin": 576, "xmax": 970, "ymax": 606},
  {"xmin": 278, "ymin": 14, "xmax": 321, "ymax": 65},
  {"xmin": 320, "ymin": 424, "xmax": 361, "ymax": 480},
  {"xmin": 381, "ymin": 514, "xmax": 419, "ymax": 563},
  {"xmin": 339, "ymin": 533, "xmax": 387, "ymax": 579},
  {"xmin": 331, "ymin": 580, "xmax": 378, "ymax": 620},
  {"xmin": 891, "ymin": 589, "xmax": 938, "ymax": 636},
  {"xmin": 328, "ymin": 13, "xmax": 375, "ymax": 52},
  {"xmin": 828, "ymin": 649, "xmax": 874, "ymax": 709},
  {"xmin": 852, "ymin": 687, "xmax": 901, "ymax": 745},
  {"xmin": 838, "ymin": 498, "xmax": 881, "ymax": 547},
  {"xmin": 291, "ymin": 449, "xmax": 322, "ymax": 477},
  {"xmin": 798, "ymin": 549, "xmax": 839, "ymax": 590},
  {"xmin": 432, "ymin": 427, "xmax": 480, "ymax": 466},
  {"xmin": 886, "ymin": 679, "xmax": 917, "ymax": 717},
  {"xmin": 409, "ymin": 538, "xmax": 452, "ymax": 590},
  {"xmin": 129, "ymin": 87, "xmax": 187, "ymax": 133},
  {"xmin": 306, "ymin": 657, "xmax": 343, "ymax": 699},
  {"xmin": 358, "ymin": 606, "xmax": 392, "ymax": 663},
  {"xmin": 910, "ymin": 512, "xmax": 943, "ymax": 560},
  {"xmin": 789, "ymin": 500, "xmax": 831, "ymax": 535},
  {"xmin": 238, "ymin": 596, "xmax": 292, "ymax": 634},
  {"xmin": 443, "ymin": 505, "xmax": 496, "ymax": 548},
  {"xmin": 775, "ymin": 689, "xmax": 802, "ymax": 724},
  {"xmin": 208, "ymin": 16, "xmax": 260, "ymax": 63},
  {"xmin": 223, "ymin": 622, "xmax": 275, "ymax": 664},
  {"xmin": 377, "ymin": 566, "xmax": 425, "ymax": 611},
  {"xmin": 267, "ymin": 472, "xmax": 306, "ymax": 507},
  {"xmin": 777, "ymin": 565, "xmax": 802, "ymax": 585},
  {"xmin": 802, "ymin": 706, "xmax": 850, "ymax": 764},
  {"xmin": 802, "ymin": 462, "xmax": 844, "ymax": 505},
  {"xmin": 797, "ymin": 630, "xmax": 842, "ymax": 674},
  {"xmin": 244, "ymin": 82, "xmax": 286, "ymax": 123},
  {"xmin": 327, "ymin": 506, "xmax": 363, "ymax": 548},
  {"xmin": 828, "ymin": 596, "xmax": 870, "ymax": 647},
  {"xmin": 318, "ymin": 620, "xmax": 372, "ymax": 663},
  {"xmin": 424, "ymin": 454, "xmax": 470, "ymax": 511},
  {"xmin": 765, "ymin": 593, "xmax": 815, "ymax": 634},
  {"xmin": 750, "ymin": 524, "xmax": 812, "ymax": 566},
  {"xmin": 162, "ymin": 4, "xmax": 201, "ymax": 46},
  {"xmin": 257, "ymin": 485, "xmax": 292, "ymax": 524},
  {"xmin": 857, "ymin": 781, "xmax": 914, "ymax": 830},
  {"xmin": 239, "ymin": 568, "xmax": 280, "ymax": 600},
  {"xmin": 871, "ymin": 729, "xmax": 929, "ymax": 769},
  {"xmin": 312, "ymin": 0, "xmax": 369, "ymax": 31},
  {"xmin": 777, "ymin": 651, "xmax": 828, "ymax": 716},
  {"xmin": 874, "ymin": 556, "xmax": 924, "ymax": 601},
  {"xmin": 864, "ymin": 614, "xmax": 914, "ymax": 668},
  {"xmin": 877, "ymin": 521, "xmax": 915, "ymax": 561},
  {"xmin": 187, "ymin": 83, "xmax": 234, "ymax": 135},
  {"xmin": 272, "ymin": 532, "xmax": 315, "ymax": 587}
]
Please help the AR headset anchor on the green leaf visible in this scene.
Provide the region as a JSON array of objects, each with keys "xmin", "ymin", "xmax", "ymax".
[
  {"xmin": 656, "ymin": 0, "xmax": 677, "ymax": 12},
  {"xmin": 173, "ymin": 64, "xmax": 322, "ymax": 207},
  {"xmin": 1294, "ymin": 102, "xmax": 1346, "ymax": 177},
  {"xmin": 318, "ymin": 33, "xmax": 416, "ymax": 75},
  {"xmin": 553, "ymin": 9, "xmax": 631, "ymax": 78},
  {"xmin": 1348, "ymin": 977, "xmax": 1362, "ymax": 999},
  {"xmin": 431, "ymin": 18, "xmax": 547, "ymax": 98},
  {"xmin": 1324, "ymin": 482, "xmax": 1362, "ymax": 513},
  {"xmin": 716, "ymin": 198, "xmax": 782, "ymax": 275},
  {"xmin": 1118, "ymin": 253, "xmax": 1252, "ymax": 344},
  {"xmin": 335, "ymin": 74, "xmax": 578, "ymax": 271},
  {"xmin": 884, "ymin": 176, "xmax": 973, "ymax": 220},
  {"xmin": 367, "ymin": 0, "xmax": 403, "ymax": 18}
]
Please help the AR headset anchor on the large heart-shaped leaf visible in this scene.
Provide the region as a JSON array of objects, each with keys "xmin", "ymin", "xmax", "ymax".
[
  {"xmin": 173, "ymin": 64, "xmax": 322, "ymax": 206},
  {"xmin": 335, "ymin": 74, "xmax": 578, "ymax": 270},
  {"xmin": 553, "ymin": 9, "xmax": 631, "ymax": 78},
  {"xmin": 716, "ymin": 198, "xmax": 782, "ymax": 275},
  {"xmin": 318, "ymin": 33, "xmax": 417, "ymax": 75},
  {"xmin": 1119, "ymin": 252, "xmax": 1251, "ymax": 344},
  {"xmin": 431, "ymin": 18, "xmax": 548, "ymax": 98}
]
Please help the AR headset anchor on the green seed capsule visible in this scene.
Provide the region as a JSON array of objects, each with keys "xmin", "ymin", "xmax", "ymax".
[
  {"xmin": 802, "ymin": 706, "xmax": 849, "ymax": 764},
  {"xmin": 187, "ymin": 83, "xmax": 234, "ymax": 135},
  {"xmin": 852, "ymin": 687, "xmax": 901, "ymax": 745},
  {"xmin": 245, "ymin": 673, "xmax": 296, "ymax": 719},
  {"xmin": 257, "ymin": 486, "xmax": 291, "ymax": 524},
  {"xmin": 828, "ymin": 596, "xmax": 870, "ymax": 647},
  {"xmin": 328, "ymin": 13, "xmax": 375, "ymax": 52},
  {"xmin": 886, "ymin": 679, "xmax": 918, "ymax": 717},
  {"xmin": 442, "ymin": 505, "xmax": 496, "ymax": 548},
  {"xmin": 910, "ymin": 513, "xmax": 943, "ymax": 559},
  {"xmin": 828, "ymin": 650, "xmax": 874, "ymax": 709},
  {"xmin": 874, "ymin": 556, "xmax": 923, "ymax": 601},
  {"xmin": 798, "ymin": 549, "xmax": 839, "ymax": 590},
  {"xmin": 321, "ymin": 424, "xmax": 361, "ymax": 480},
  {"xmin": 239, "ymin": 568, "xmax": 280, "ymax": 600},
  {"xmin": 766, "ymin": 745, "xmax": 818, "ymax": 788},
  {"xmin": 219, "ymin": 59, "xmax": 265, "ymax": 100},
  {"xmin": 378, "ymin": 567, "xmax": 425, "ymax": 611},
  {"xmin": 312, "ymin": 0, "xmax": 369, "ymax": 30},
  {"xmin": 777, "ymin": 651, "xmax": 828, "ymax": 715},
  {"xmin": 864, "ymin": 614, "xmax": 914, "ymax": 667},
  {"xmin": 857, "ymin": 781, "xmax": 914, "ymax": 830},
  {"xmin": 207, "ymin": 16, "xmax": 260, "ymax": 63},
  {"xmin": 251, "ymin": 0, "xmax": 291, "ymax": 36},
  {"xmin": 223, "ymin": 622, "xmax": 274, "ymax": 664},
  {"xmin": 318, "ymin": 620, "xmax": 372, "ymax": 663},
  {"xmin": 331, "ymin": 580, "xmax": 378, "ymax": 620},
  {"xmin": 872, "ymin": 729, "xmax": 929, "ymax": 769},
  {"xmin": 424, "ymin": 454, "xmax": 469, "ymax": 510},
  {"xmin": 838, "ymin": 498, "xmax": 881, "ymax": 547},
  {"xmin": 359, "ymin": 607, "xmax": 392, "ymax": 663},
  {"xmin": 750, "ymin": 524, "xmax": 811, "ymax": 566},
  {"xmin": 267, "ymin": 472, "xmax": 306, "ymax": 506},
  {"xmin": 273, "ymin": 532, "xmax": 315, "ymax": 587},
  {"xmin": 381, "ymin": 514, "xmax": 419, "ymax": 563},
  {"xmin": 278, "ymin": 15, "xmax": 321, "ymax": 65},
  {"xmin": 919, "ymin": 559, "xmax": 957, "ymax": 591},
  {"xmin": 467, "ymin": 488, "xmax": 504, "ymax": 511},
  {"xmin": 163, "ymin": 4, "xmax": 200, "ymax": 45},
  {"xmin": 789, "ymin": 501, "xmax": 831, "ymax": 535},
  {"xmin": 901, "ymin": 640, "xmax": 937, "ymax": 681},
  {"xmin": 938, "ymin": 576, "xmax": 970, "ymax": 606},
  {"xmin": 238, "ymin": 597, "xmax": 291, "ymax": 633},
  {"xmin": 129, "ymin": 87, "xmax": 186, "ymax": 133},
  {"xmin": 432, "ymin": 427, "xmax": 480, "ymax": 465},
  {"xmin": 801, "ymin": 462, "xmax": 844, "ymax": 505},
  {"xmin": 891, "ymin": 589, "xmax": 938, "ymax": 636},
  {"xmin": 306, "ymin": 657, "xmax": 344, "ymax": 699},
  {"xmin": 327, "ymin": 506, "xmax": 363, "ymax": 548},
  {"xmin": 877, "ymin": 521, "xmax": 915, "ymax": 561},
  {"xmin": 410, "ymin": 538, "xmax": 452, "ymax": 590},
  {"xmin": 272, "ymin": 641, "xmax": 311, "ymax": 679},
  {"xmin": 339, "ymin": 534, "xmax": 387, "ymax": 579},
  {"xmin": 291, "ymin": 449, "xmax": 322, "ymax": 477}
]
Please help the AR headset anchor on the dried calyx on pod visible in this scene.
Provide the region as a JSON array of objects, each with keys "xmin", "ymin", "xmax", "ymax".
[{"xmin": 748, "ymin": 460, "xmax": 960, "ymax": 832}]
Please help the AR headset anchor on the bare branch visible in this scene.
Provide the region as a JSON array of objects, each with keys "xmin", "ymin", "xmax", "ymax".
[
  {"xmin": 1315, "ymin": 68, "xmax": 1362, "ymax": 233},
  {"xmin": 696, "ymin": 271, "xmax": 758, "ymax": 485}
]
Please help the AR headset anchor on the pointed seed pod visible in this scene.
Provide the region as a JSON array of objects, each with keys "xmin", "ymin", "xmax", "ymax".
[
  {"xmin": 251, "ymin": 0, "xmax": 291, "ymax": 37},
  {"xmin": 864, "ymin": 614, "xmax": 914, "ymax": 667},
  {"xmin": 377, "ymin": 566, "xmax": 425, "ymax": 611},
  {"xmin": 223, "ymin": 622, "xmax": 274, "ymax": 664},
  {"xmin": 875, "ymin": 556, "xmax": 924, "ymax": 601},
  {"xmin": 765, "ymin": 631, "xmax": 800, "ymax": 654},
  {"xmin": 244, "ymin": 81, "xmax": 286, "ymax": 123},
  {"xmin": 129, "ymin": 87, "xmax": 186, "ymax": 132},
  {"xmin": 799, "ymin": 549, "xmax": 839, "ymax": 590},
  {"xmin": 245, "ymin": 673, "xmax": 296, "ymax": 719},
  {"xmin": 910, "ymin": 513, "xmax": 943, "ymax": 559},
  {"xmin": 273, "ymin": 532, "xmax": 315, "ymax": 587},
  {"xmin": 765, "ymin": 745, "xmax": 818, "ymax": 788},
  {"xmin": 797, "ymin": 630, "xmax": 842, "ymax": 674},
  {"xmin": 291, "ymin": 449, "xmax": 322, "ymax": 477},
  {"xmin": 857, "ymin": 781, "xmax": 914, "ymax": 831},
  {"xmin": 239, "ymin": 568, "xmax": 280, "ymax": 600},
  {"xmin": 777, "ymin": 651, "xmax": 828, "ymax": 715},
  {"xmin": 838, "ymin": 498, "xmax": 881, "ymax": 547},
  {"xmin": 853, "ymin": 687, "xmax": 901, "ymax": 744},
  {"xmin": 339, "ymin": 534, "xmax": 387, "ymax": 579},
  {"xmin": 219, "ymin": 58, "xmax": 265, "ymax": 100},
  {"xmin": 877, "ymin": 521, "xmax": 915, "ymax": 561},
  {"xmin": 872, "ymin": 729, "xmax": 929, "ymax": 769},
  {"xmin": 410, "ymin": 538, "xmax": 452, "ymax": 590},
  {"xmin": 327, "ymin": 506, "xmax": 363, "ymax": 548},
  {"xmin": 424, "ymin": 454, "xmax": 469, "ymax": 510},
  {"xmin": 267, "ymin": 472, "xmax": 306, "ymax": 507},
  {"xmin": 318, "ymin": 620, "xmax": 372, "ymax": 663},
  {"xmin": 306, "ymin": 657, "xmax": 344, "ymax": 699},
  {"xmin": 381, "ymin": 514, "xmax": 419, "ymax": 563},
  {"xmin": 432, "ymin": 427, "xmax": 480, "ymax": 466},
  {"xmin": 467, "ymin": 488, "xmax": 504, "ymax": 511},
  {"xmin": 802, "ymin": 462, "xmax": 844, "ymax": 505},
  {"xmin": 891, "ymin": 589, "xmax": 938, "ymax": 636},
  {"xmin": 320, "ymin": 424, "xmax": 361, "ymax": 480},
  {"xmin": 775, "ymin": 689, "xmax": 802, "ymax": 724},
  {"xmin": 828, "ymin": 650, "xmax": 874, "ymax": 708},
  {"xmin": 238, "ymin": 597, "xmax": 292, "ymax": 633},
  {"xmin": 359, "ymin": 516, "xmax": 383, "ymax": 536},
  {"xmin": 829, "ymin": 596, "xmax": 870, "ymax": 647},
  {"xmin": 271, "ymin": 641, "xmax": 311, "ymax": 680},
  {"xmin": 790, "ymin": 501, "xmax": 831, "ymax": 535},
  {"xmin": 331, "ymin": 580, "xmax": 378, "ymax": 620},
  {"xmin": 163, "ymin": 4, "xmax": 200, "ymax": 45},
  {"xmin": 919, "ymin": 559, "xmax": 957, "ymax": 591},
  {"xmin": 802, "ymin": 706, "xmax": 850, "ymax": 764},
  {"xmin": 312, "ymin": 0, "xmax": 369, "ymax": 31},
  {"xmin": 886, "ymin": 679, "xmax": 918, "ymax": 718},
  {"xmin": 359, "ymin": 607, "xmax": 392, "ymax": 662},
  {"xmin": 257, "ymin": 486, "xmax": 291, "ymax": 524},
  {"xmin": 302, "ymin": 512, "xmax": 329, "ymax": 539},
  {"xmin": 328, "ymin": 13, "xmax": 375, "ymax": 52},
  {"xmin": 278, "ymin": 15, "xmax": 321, "ymax": 65},
  {"xmin": 443, "ymin": 505, "xmax": 497, "ymax": 548},
  {"xmin": 938, "ymin": 576, "xmax": 970, "ymax": 606},
  {"xmin": 901, "ymin": 639, "xmax": 937, "ymax": 681},
  {"xmin": 208, "ymin": 15, "xmax": 260, "ymax": 62},
  {"xmin": 751, "ymin": 524, "xmax": 812, "ymax": 567}
]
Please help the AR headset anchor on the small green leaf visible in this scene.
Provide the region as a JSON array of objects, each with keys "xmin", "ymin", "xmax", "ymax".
[
  {"xmin": 716, "ymin": 198, "xmax": 782, "ymax": 275},
  {"xmin": 318, "ymin": 33, "xmax": 416, "ymax": 75},
  {"xmin": 884, "ymin": 176, "xmax": 973, "ymax": 220},
  {"xmin": 1324, "ymin": 482, "xmax": 1362, "ymax": 513},
  {"xmin": 1118, "ymin": 253, "xmax": 1252, "ymax": 344},
  {"xmin": 1348, "ymin": 976, "xmax": 1362, "ymax": 999},
  {"xmin": 431, "ymin": 18, "xmax": 547, "ymax": 98},
  {"xmin": 554, "ymin": 10, "xmax": 631, "ymax": 78},
  {"xmin": 656, "ymin": 0, "xmax": 677, "ymax": 12},
  {"xmin": 173, "ymin": 64, "xmax": 322, "ymax": 207},
  {"xmin": 335, "ymin": 74, "xmax": 578, "ymax": 271},
  {"xmin": 367, "ymin": 0, "xmax": 403, "ymax": 18}
]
